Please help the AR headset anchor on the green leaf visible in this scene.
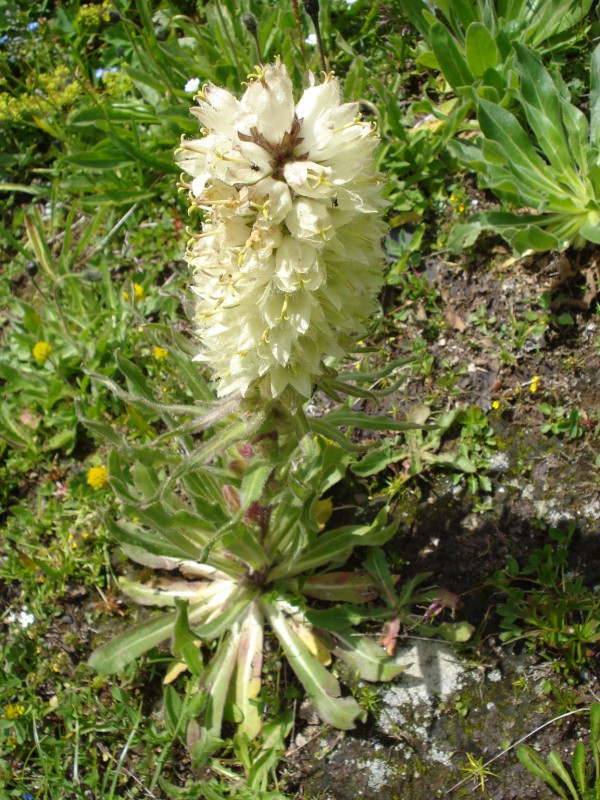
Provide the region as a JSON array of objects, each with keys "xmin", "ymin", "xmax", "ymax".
[
  {"xmin": 513, "ymin": 43, "xmax": 580, "ymax": 183},
  {"xmin": 241, "ymin": 461, "xmax": 273, "ymax": 511},
  {"xmin": 63, "ymin": 151, "xmax": 135, "ymax": 170},
  {"xmin": 333, "ymin": 631, "xmax": 406, "ymax": 682},
  {"xmin": 262, "ymin": 601, "xmax": 366, "ymax": 730},
  {"xmin": 590, "ymin": 703, "xmax": 600, "ymax": 779},
  {"xmin": 105, "ymin": 517, "xmax": 195, "ymax": 561},
  {"xmin": 363, "ymin": 548, "xmax": 397, "ymax": 607},
  {"xmin": 173, "ymin": 600, "xmax": 204, "ymax": 675},
  {"xmin": 0, "ymin": 183, "xmax": 48, "ymax": 195},
  {"xmin": 465, "ymin": 23, "xmax": 499, "ymax": 77},
  {"xmin": 350, "ymin": 444, "xmax": 396, "ymax": 477},
  {"xmin": 547, "ymin": 750, "xmax": 580, "ymax": 798},
  {"xmin": 68, "ymin": 104, "xmax": 158, "ymax": 125},
  {"xmin": 305, "ymin": 605, "xmax": 368, "ymax": 630},
  {"xmin": 431, "ymin": 621, "xmax": 475, "ymax": 643},
  {"xmin": 190, "ymin": 624, "xmax": 243, "ymax": 767},
  {"xmin": 319, "ymin": 408, "xmax": 430, "ymax": 433},
  {"xmin": 572, "ymin": 741, "xmax": 588, "ymax": 795},
  {"xmin": 510, "ymin": 225, "xmax": 563, "ymax": 254},
  {"xmin": 164, "ymin": 685, "xmax": 184, "ymax": 735},
  {"xmin": 300, "ymin": 571, "xmax": 379, "ymax": 603},
  {"xmin": 580, "ymin": 214, "xmax": 600, "ymax": 244},
  {"xmin": 89, "ymin": 610, "xmax": 178, "ymax": 673},
  {"xmin": 477, "ymin": 99, "xmax": 564, "ymax": 198},
  {"xmin": 233, "ymin": 601, "xmax": 263, "ymax": 740},
  {"xmin": 429, "ymin": 22, "xmax": 474, "ymax": 90},
  {"xmin": 269, "ymin": 509, "xmax": 397, "ymax": 581},
  {"xmin": 517, "ymin": 746, "xmax": 569, "ymax": 800},
  {"xmin": 193, "ymin": 589, "xmax": 255, "ymax": 641}
]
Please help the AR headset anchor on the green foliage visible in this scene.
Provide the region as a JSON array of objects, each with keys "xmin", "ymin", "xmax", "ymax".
[
  {"xmin": 517, "ymin": 704, "xmax": 600, "ymax": 800},
  {"xmin": 449, "ymin": 43, "xmax": 600, "ymax": 255},
  {"xmin": 492, "ymin": 525, "xmax": 600, "ymax": 673},
  {"xmin": 0, "ymin": 198, "xmax": 182, "ymax": 467},
  {"xmin": 400, "ymin": 0, "xmax": 592, "ymax": 101},
  {"xmin": 539, "ymin": 403, "xmax": 587, "ymax": 438},
  {"xmin": 87, "ymin": 433, "xmax": 405, "ymax": 761},
  {"xmin": 353, "ymin": 405, "xmax": 494, "ymax": 496}
]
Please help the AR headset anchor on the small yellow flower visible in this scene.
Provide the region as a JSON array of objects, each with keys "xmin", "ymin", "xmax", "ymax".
[
  {"xmin": 491, "ymin": 400, "xmax": 500, "ymax": 410},
  {"xmin": 32, "ymin": 341, "xmax": 52, "ymax": 365},
  {"xmin": 153, "ymin": 346, "xmax": 168, "ymax": 361},
  {"xmin": 87, "ymin": 465, "xmax": 109, "ymax": 490},
  {"xmin": 123, "ymin": 282, "xmax": 145, "ymax": 302},
  {"xmin": 530, "ymin": 376, "xmax": 541, "ymax": 393},
  {"xmin": 4, "ymin": 704, "xmax": 25, "ymax": 720}
]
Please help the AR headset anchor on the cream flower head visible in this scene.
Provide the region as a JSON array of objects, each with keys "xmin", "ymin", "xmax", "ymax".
[{"xmin": 176, "ymin": 61, "xmax": 387, "ymax": 402}]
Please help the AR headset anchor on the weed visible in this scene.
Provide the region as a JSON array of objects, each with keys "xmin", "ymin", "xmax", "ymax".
[{"xmin": 491, "ymin": 525, "xmax": 600, "ymax": 673}]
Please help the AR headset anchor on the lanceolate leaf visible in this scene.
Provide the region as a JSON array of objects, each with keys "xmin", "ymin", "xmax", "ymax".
[
  {"xmin": 517, "ymin": 746, "xmax": 570, "ymax": 800},
  {"xmin": 300, "ymin": 571, "xmax": 380, "ymax": 603},
  {"xmin": 571, "ymin": 742, "xmax": 587, "ymax": 795},
  {"xmin": 241, "ymin": 460, "xmax": 274, "ymax": 510},
  {"xmin": 363, "ymin": 548, "xmax": 397, "ymax": 608},
  {"xmin": 262, "ymin": 600, "xmax": 366, "ymax": 730},
  {"xmin": 513, "ymin": 43, "xmax": 580, "ymax": 187},
  {"xmin": 547, "ymin": 751, "xmax": 579, "ymax": 798},
  {"xmin": 190, "ymin": 623, "xmax": 243, "ymax": 767},
  {"xmin": 173, "ymin": 600, "xmax": 204, "ymax": 675},
  {"xmin": 430, "ymin": 22, "xmax": 473, "ymax": 90},
  {"xmin": 234, "ymin": 602, "xmax": 264, "ymax": 740},
  {"xmin": 332, "ymin": 630, "xmax": 406, "ymax": 682},
  {"xmin": 105, "ymin": 517, "xmax": 194, "ymax": 561},
  {"xmin": 319, "ymin": 408, "xmax": 430, "ymax": 433},
  {"xmin": 269, "ymin": 509, "xmax": 397, "ymax": 581},
  {"xmin": 88, "ymin": 602, "xmax": 210, "ymax": 674}
]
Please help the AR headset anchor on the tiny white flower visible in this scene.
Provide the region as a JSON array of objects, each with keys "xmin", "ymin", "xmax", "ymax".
[
  {"xmin": 176, "ymin": 62, "xmax": 387, "ymax": 402},
  {"xmin": 305, "ymin": 33, "xmax": 318, "ymax": 46},
  {"xmin": 184, "ymin": 77, "xmax": 200, "ymax": 94},
  {"xmin": 7, "ymin": 608, "xmax": 35, "ymax": 628}
]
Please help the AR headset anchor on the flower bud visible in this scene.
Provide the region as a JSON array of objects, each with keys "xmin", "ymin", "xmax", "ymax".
[
  {"xmin": 25, "ymin": 260, "xmax": 38, "ymax": 278},
  {"xmin": 302, "ymin": 0, "xmax": 320, "ymax": 18},
  {"xmin": 241, "ymin": 13, "xmax": 258, "ymax": 36}
]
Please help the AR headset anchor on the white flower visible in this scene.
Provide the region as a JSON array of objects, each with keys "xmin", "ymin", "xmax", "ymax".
[
  {"xmin": 176, "ymin": 62, "xmax": 387, "ymax": 401},
  {"xmin": 7, "ymin": 607, "xmax": 35, "ymax": 628},
  {"xmin": 184, "ymin": 77, "xmax": 200, "ymax": 94},
  {"xmin": 305, "ymin": 33, "xmax": 318, "ymax": 46}
]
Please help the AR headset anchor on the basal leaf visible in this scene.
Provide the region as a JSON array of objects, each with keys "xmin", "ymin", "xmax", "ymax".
[
  {"xmin": 234, "ymin": 601, "xmax": 263, "ymax": 740},
  {"xmin": 333, "ymin": 631, "xmax": 406, "ymax": 682},
  {"xmin": 262, "ymin": 600, "xmax": 366, "ymax": 730},
  {"xmin": 88, "ymin": 606, "xmax": 207, "ymax": 673},
  {"xmin": 429, "ymin": 22, "xmax": 474, "ymax": 90},
  {"xmin": 465, "ymin": 23, "xmax": 499, "ymax": 77}
]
